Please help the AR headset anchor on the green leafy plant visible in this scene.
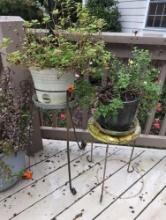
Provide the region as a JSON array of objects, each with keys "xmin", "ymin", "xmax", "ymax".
[
  {"xmin": 8, "ymin": 6, "xmax": 108, "ymax": 73},
  {"xmin": 66, "ymin": 7, "xmax": 111, "ymax": 104},
  {"xmin": 41, "ymin": 0, "xmax": 81, "ymax": 29},
  {"xmin": 74, "ymin": 46, "xmax": 161, "ymax": 127},
  {"xmin": 87, "ymin": 0, "xmax": 121, "ymax": 31},
  {"xmin": 8, "ymin": 28, "xmax": 78, "ymax": 70},
  {"xmin": 93, "ymin": 48, "xmax": 161, "ymax": 124}
]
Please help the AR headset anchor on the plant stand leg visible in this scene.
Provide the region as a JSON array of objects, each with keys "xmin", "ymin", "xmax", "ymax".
[
  {"xmin": 66, "ymin": 94, "xmax": 77, "ymax": 195},
  {"xmin": 127, "ymin": 143, "xmax": 135, "ymax": 173},
  {"xmin": 87, "ymin": 142, "xmax": 94, "ymax": 162},
  {"xmin": 100, "ymin": 144, "xmax": 109, "ymax": 203},
  {"xmin": 67, "ymin": 95, "xmax": 86, "ymax": 151}
]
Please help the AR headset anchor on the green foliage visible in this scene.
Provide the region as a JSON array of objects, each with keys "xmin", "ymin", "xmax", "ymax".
[
  {"xmin": 8, "ymin": 7, "xmax": 109, "ymax": 72},
  {"xmin": 0, "ymin": 0, "xmax": 81, "ymax": 28},
  {"xmin": 94, "ymin": 98, "xmax": 123, "ymax": 119},
  {"xmin": 74, "ymin": 47, "xmax": 160, "ymax": 124},
  {"xmin": 94, "ymin": 48, "xmax": 161, "ymax": 122},
  {"xmin": 8, "ymin": 32, "xmax": 78, "ymax": 69},
  {"xmin": 0, "ymin": 0, "xmax": 43, "ymax": 21},
  {"xmin": 4, "ymin": 3, "xmax": 160, "ymax": 127},
  {"xmin": 87, "ymin": 0, "xmax": 121, "ymax": 31},
  {"xmin": 0, "ymin": 38, "xmax": 11, "ymax": 49},
  {"xmin": 42, "ymin": 0, "xmax": 81, "ymax": 29},
  {"xmin": 0, "ymin": 0, "xmax": 120, "ymax": 31},
  {"xmin": 74, "ymin": 79, "xmax": 96, "ymax": 106},
  {"xmin": 69, "ymin": 5, "xmax": 106, "ymax": 33}
]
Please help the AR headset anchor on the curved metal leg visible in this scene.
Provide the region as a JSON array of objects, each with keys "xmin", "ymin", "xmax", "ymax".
[
  {"xmin": 100, "ymin": 144, "xmax": 109, "ymax": 203},
  {"xmin": 87, "ymin": 142, "xmax": 93, "ymax": 163},
  {"xmin": 67, "ymin": 97, "xmax": 86, "ymax": 151},
  {"xmin": 127, "ymin": 144, "xmax": 135, "ymax": 173},
  {"xmin": 66, "ymin": 93, "xmax": 77, "ymax": 195}
]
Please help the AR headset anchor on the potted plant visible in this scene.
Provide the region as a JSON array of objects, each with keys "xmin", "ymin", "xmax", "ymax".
[
  {"xmin": 93, "ymin": 48, "xmax": 161, "ymax": 131},
  {"xmin": 7, "ymin": 18, "xmax": 78, "ymax": 105},
  {"xmin": 0, "ymin": 69, "xmax": 32, "ymax": 191},
  {"xmin": 7, "ymin": 4, "xmax": 108, "ymax": 106}
]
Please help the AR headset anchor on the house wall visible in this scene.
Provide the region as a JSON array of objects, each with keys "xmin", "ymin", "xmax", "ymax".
[
  {"xmin": 84, "ymin": 0, "xmax": 166, "ymax": 34},
  {"xmin": 117, "ymin": 0, "xmax": 148, "ymax": 33},
  {"xmin": 117, "ymin": 0, "xmax": 166, "ymax": 35}
]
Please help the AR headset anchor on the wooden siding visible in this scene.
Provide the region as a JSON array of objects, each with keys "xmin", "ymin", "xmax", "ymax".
[
  {"xmin": 117, "ymin": 0, "xmax": 148, "ymax": 32},
  {"xmin": 117, "ymin": 0, "xmax": 166, "ymax": 34}
]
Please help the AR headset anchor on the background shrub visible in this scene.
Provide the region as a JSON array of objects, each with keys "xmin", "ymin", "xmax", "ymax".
[
  {"xmin": 0, "ymin": 0, "xmax": 44, "ymax": 21},
  {"xmin": 87, "ymin": 0, "xmax": 121, "ymax": 32},
  {"xmin": 0, "ymin": 0, "xmax": 81, "ymax": 27}
]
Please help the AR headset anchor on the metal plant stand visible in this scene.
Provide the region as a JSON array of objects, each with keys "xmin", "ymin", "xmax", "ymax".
[
  {"xmin": 32, "ymin": 91, "xmax": 78, "ymax": 195},
  {"xmin": 88, "ymin": 117, "xmax": 141, "ymax": 203}
]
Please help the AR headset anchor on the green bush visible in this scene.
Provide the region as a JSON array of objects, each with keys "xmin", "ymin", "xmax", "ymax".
[
  {"xmin": 0, "ymin": 0, "xmax": 81, "ymax": 27},
  {"xmin": 42, "ymin": 0, "xmax": 81, "ymax": 29},
  {"xmin": 87, "ymin": 0, "xmax": 121, "ymax": 32},
  {"xmin": 0, "ymin": 0, "xmax": 44, "ymax": 21}
]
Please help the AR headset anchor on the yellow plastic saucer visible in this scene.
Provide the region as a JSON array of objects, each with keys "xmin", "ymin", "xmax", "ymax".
[{"xmin": 88, "ymin": 117, "xmax": 141, "ymax": 145}]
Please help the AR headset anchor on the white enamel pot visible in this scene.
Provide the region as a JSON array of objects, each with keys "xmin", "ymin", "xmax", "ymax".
[{"xmin": 30, "ymin": 68, "xmax": 75, "ymax": 105}]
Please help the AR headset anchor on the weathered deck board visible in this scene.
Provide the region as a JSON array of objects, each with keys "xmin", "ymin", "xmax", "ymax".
[
  {"xmin": 9, "ymin": 147, "xmax": 142, "ymax": 220},
  {"xmin": 56, "ymin": 150, "xmax": 166, "ymax": 220},
  {"xmin": 0, "ymin": 143, "xmax": 118, "ymax": 219},
  {"xmin": 0, "ymin": 140, "xmax": 85, "ymax": 203},
  {"xmin": 0, "ymin": 140, "xmax": 165, "ymax": 220},
  {"xmin": 91, "ymin": 155, "xmax": 166, "ymax": 220},
  {"xmin": 137, "ymin": 187, "xmax": 166, "ymax": 220}
]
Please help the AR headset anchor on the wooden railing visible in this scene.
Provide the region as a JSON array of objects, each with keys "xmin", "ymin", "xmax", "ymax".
[{"xmin": 0, "ymin": 17, "xmax": 166, "ymax": 155}]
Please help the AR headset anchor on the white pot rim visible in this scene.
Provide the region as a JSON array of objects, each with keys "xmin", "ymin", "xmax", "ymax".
[{"xmin": 29, "ymin": 66, "xmax": 74, "ymax": 72}]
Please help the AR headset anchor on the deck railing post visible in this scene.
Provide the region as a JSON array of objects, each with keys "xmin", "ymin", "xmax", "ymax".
[
  {"xmin": 0, "ymin": 16, "xmax": 43, "ymax": 155},
  {"xmin": 144, "ymin": 62, "xmax": 166, "ymax": 134}
]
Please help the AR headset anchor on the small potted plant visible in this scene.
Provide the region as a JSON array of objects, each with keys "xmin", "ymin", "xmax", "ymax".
[
  {"xmin": 0, "ymin": 69, "xmax": 32, "ymax": 191},
  {"xmin": 93, "ymin": 48, "xmax": 161, "ymax": 132}
]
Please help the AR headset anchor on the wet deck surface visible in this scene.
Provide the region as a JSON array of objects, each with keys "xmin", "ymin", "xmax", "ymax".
[{"xmin": 0, "ymin": 139, "xmax": 166, "ymax": 220}]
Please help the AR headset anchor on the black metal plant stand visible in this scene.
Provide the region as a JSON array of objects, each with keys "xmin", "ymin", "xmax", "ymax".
[
  {"xmin": 32, "ymin": 91, "xmax": 81, "ymax": 195},
  {"xmin": 88, "ymin": 117, "xmax": 141, "ymax": 203}
]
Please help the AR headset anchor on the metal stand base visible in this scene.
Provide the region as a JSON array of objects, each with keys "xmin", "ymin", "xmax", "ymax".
[
  {"xmin": 88, "ymin": 118, "xmax": 141, "ymax": 203},
  {"xmin": 88, "ymin": 142, "xmax": 136, "ymax": 203},
  {"xmin": 70, "ymin": 187, "xmax": 77, "ymax": 195}
]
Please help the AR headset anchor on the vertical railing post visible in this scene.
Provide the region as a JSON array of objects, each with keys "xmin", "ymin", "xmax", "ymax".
[
  {"xmin": 160, "ymin": 113, "xmax": 166, "ymax": 136},
  {"xmin": 144, "ymin": 62, "xmax": 166, "ymax": 134},
  {"xmin": 0, "ymin": 16, "xmax": 43, "ymax": 155}
]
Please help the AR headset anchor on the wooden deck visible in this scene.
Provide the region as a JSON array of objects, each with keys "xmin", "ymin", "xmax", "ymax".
[{"xmin": 0, "ymin": 140, "xmax": 166, "ymax": 220}]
